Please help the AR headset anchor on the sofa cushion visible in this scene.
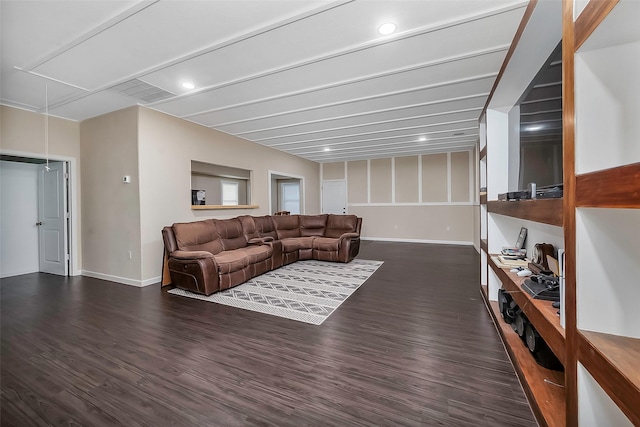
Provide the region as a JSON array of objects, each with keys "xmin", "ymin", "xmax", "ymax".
[
  {"xmin": 280, "ymin": 237, "xmax": 315, "ymax": 252},
  {"xmin": 213, "ymin": 250, "xmax": 249, "ymax": 274},
  {"xmin": 215, "ymin": 218, "xmax": 248, "ymax": 250},
  {"xmin": 312, "ymin": 237, "xmax": 341, "ymax": 251},
  {"xmin": 253, "ymin": 215, "xmax": 278, "ymax": 240},
  {"xmin": 172, "ymin": 220, "xmax": 223, "ymax": 254},
  {"xmin": 299, "ymin": 214, "xmax": 327, "ymax": 237},
  {"xmin": 273, "ymin": 215, "xmax": 300, "ymax": 239},
  {"xmin": 239, "ymin": 245, "xmax": 273, "ymax": 264},
  {"xmin": 325, "ymin": 214, "xmax": 359, "ymax": 238},
  {"xmin": 237, "ymin": 215, "xmax": 259, "ymax": 240}
]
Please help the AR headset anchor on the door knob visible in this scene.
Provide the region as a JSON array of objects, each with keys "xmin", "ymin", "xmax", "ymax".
[{"xmin": 35, "ymin": 222, "xmax": 43, "ymax": 226}]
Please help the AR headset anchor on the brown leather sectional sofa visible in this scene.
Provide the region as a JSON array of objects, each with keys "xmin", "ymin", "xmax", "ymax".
[{"xmin": 161, "ymin": 214, "xmax": 362, "ymax": 295}]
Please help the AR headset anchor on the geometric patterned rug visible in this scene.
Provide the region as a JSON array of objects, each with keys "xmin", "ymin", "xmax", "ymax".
[{"xmin": 167, "ymin": 259, "xmax": 383, "ymax": 325}]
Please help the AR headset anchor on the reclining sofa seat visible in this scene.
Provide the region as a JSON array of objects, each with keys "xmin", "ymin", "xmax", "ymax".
[{"xmin": 162, "ymin": 214, "xmax": 362, "ymax": 296}]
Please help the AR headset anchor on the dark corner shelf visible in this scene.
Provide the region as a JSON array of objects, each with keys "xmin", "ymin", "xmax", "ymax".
[
  {"xmin": 487, "ymin": 198, "xmax": 563, "ymax": 227},
  {"xmin": 482, "ymin": 293, "xmax": 566, "ymax": 427},
  {"xmin": 575, "ymin": 162, "xmax": 640, "ymax": 208},
  {"xmin": 578, "ymin": 331, "xmax": 640, "ymax": 426},
  {"xmin": 480, "ymin": 239, "xmax": 488, "ymax": 254}
]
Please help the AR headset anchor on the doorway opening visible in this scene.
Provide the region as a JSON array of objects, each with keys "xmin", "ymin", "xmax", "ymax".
[
  {"xmin": 268, "ymin": 171, "xmax": 304, "ymax": 215},
  {"xmin": 0, "ymin": 153, "xmax": 75, "ymax": 278}
]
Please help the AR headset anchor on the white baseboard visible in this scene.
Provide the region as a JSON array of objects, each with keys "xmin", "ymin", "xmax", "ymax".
[
  {"xmin": 361, "ymin": 237, "xmax": 474, "ymax": 246},
  {"xmin": 473, "ymin": 243, "xmax": 481, "ymax": 253},
  {"xmin": 81, "ymin": 270, "xmax": 159, "ymax": 287}
]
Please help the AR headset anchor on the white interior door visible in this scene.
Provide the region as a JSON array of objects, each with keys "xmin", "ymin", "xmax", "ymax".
[
  {"xmin": 38, "ymin": 162, "xmax": 68, "ymax": 275},
  {"xmin": 322, "ymin": 180, "xmax": 347, "ymax": 214}
]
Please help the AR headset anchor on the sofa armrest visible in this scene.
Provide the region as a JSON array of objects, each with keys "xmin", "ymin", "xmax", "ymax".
[
  {"xmin": 171, "ymin": 250, "xmax": 215, "ymax": 260},
  {"xmin": 339, "ymin": 232, "xmax": 360, "ymax": 240},
  {"xmin": 248, "ymin": 237, "xmax": 275, "ymax": 245}
]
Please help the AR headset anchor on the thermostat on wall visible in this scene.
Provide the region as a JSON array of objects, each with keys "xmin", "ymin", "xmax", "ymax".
[{"xmin": 123, "ymin": 175, "xmax": 131, "ymax": 183}]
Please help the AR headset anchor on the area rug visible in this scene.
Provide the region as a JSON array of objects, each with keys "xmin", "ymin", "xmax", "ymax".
[{"xmin": 167, "ymin": 259, "xmax": 383, "ymax": 325}]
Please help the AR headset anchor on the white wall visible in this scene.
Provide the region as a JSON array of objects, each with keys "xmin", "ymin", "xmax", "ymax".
[
  {"xmin": 0, "ymin": 161, "xmax": 39, "ymax": 277},
  {"xmin": 0, "ymin": 106, "xmax": 82, "ymax": 275}
]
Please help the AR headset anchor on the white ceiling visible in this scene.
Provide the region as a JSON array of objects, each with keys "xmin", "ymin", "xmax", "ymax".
[{"xmin": 1, "ymin": 0, "xmax": 528, "ymax": 163}]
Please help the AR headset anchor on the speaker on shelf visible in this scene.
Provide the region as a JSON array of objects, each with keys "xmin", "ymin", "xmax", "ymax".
[
  {"xmin": 498, "ymin": 289, "xmax": 516, "ymax": 324},
  {"xmin": 514, "ymin": 310, "xmax": 528, "ymax": 338},
  {"xmin": 524, "ymin": 323, "xmax": 564, "ymax": 371}
]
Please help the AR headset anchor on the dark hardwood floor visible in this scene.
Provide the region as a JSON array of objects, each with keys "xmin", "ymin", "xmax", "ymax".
[{"xmin": 1, "ymin": 241, "xmax": 536, "ymax": 426}]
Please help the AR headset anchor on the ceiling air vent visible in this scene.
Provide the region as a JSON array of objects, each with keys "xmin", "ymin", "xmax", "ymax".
[{"xmin": 107, "ymin": 78, "xmax": 175, "ymax": 103}]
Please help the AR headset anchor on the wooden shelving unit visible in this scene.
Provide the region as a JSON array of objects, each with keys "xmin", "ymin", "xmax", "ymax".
[
  {"xmin": 575, "ymin": 162, "xmax": 640, "ymax": 208},
  {"xmin": 480, "ymin": 239, "xmax": 488, "ymax": 253},
  {"xmin": 577, "ymin": 332, "xmax": 640, "ymax": 426},
  {"xmin": 483, "ymin": 297, "xmax": 566, "ymax": 427},
  {"xmin": 480, "ymin": 1, "xmax": 638, "ymax": 425},
  {"xmin": 487, "ymin": 198, "xmax": 563, "ymax": 227},
  {"xmin": 489, "ymin": 256, "xmax": 565, "ymax": 364},
  {"xmin": 565, "ymin": 1, "xmax": 640, "ymax": 425}
]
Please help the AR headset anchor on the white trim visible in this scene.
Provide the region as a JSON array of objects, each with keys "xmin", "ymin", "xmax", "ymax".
[
  {"xmin": 0, "ymin": 149, "xmax": 80, "ymax": 276},
  {"xmin": 391, "ymin": 157, "xmax": 396, "ymax": 203},
  {"xmin": 344, "ymin": 161, "xmax": 348, "ymax": 212},
  {"xmin": 447, "ymin": 152, "xmax": 452, "ymax": 203},
  {"xmin": 82, "ymin": 270, "xmax": 158, "ymax": 287},
  {"xmin": 473, "ymin": 242, "xmax": 481, "ymax": 253},
  {"xmin": 361, "ymin": 236, "xmax": 474, "ymax": 246},
  {"xmin": 418, "ymin": 154, "xmax": 423, "ymax": 203},
  {"xmin": 366, "ymin": 159, "xmax": 371, "ymax": 203},
  {"xmin": 349, "ymin": 202, "xmax": 475, "ymax": 207}
]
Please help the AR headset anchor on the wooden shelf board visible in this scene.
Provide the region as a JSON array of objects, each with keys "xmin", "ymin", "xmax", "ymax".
[
  {"xmin": 488, "ymin": 198, "xmax": 563, "ymax": 227},
  {"xmin": 484, "ymin": 297, "xmax": 566, "ymax": 427},
  {"xmin": 481, "ymin": 284, "xmax": 487, "ymax": 298},
  {"xmin": 575, "ymin": 162, "xmax": 640, "ymax": 208},
  {"xmin": 574, "ymin": 0, "xmax": 620, "ymax": 51},
  {"xmin": 191, "ymin": 204, "xmax": 259, "ymax": 210},
  {"xmin": 578, "ymin": 331, "xmax": 640, "ymax": 426},
  {"xmin": 480, "ymin": 193, "xmax": 487, "ymax": 205},
  {"xmin": 480, "ymin": 239, "xmax": 488, "ymax": 254},
  {"xmin": 480, "ymin": 145, "xmax": 487, "ymax": 160},
  {"xmin": 489, "ymin": 256, "xmax": 566, "ymax": 365}
]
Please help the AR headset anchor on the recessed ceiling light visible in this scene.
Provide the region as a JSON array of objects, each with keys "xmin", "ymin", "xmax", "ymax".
[
  {"xmin": 525, "ymin": 124, "xmax": 544, "ymax": 132},
  {"xmin": 324, "ymin": 147, "xmax": 331, "ymax": 152},
  {"xmin": 181, "ymin": 82, "xmax": 195, "ymax": 90},
  {"xmin": 378, "ymin": 22, "xmax": 397, "ymax": 35},
  {"xmin": 418, "ymin": 136, "xmax": 427, "ymax": 142}
]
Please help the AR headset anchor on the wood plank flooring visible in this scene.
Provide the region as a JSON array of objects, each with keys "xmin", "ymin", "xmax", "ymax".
[{"xmin": 1, "ymin": 241, "xmax": 536, "ymax": 426}]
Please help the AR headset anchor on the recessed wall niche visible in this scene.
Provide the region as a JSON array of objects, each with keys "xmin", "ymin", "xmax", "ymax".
[{"xmin": 190, "ymin": 161, "xmax": 251, "ymax": 206}]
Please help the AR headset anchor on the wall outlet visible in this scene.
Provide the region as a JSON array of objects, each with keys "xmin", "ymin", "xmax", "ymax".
[
  {"xmin": 123, "ymin": 175, "xmax": 131, "ymax": 183},
  {"xmin": 128, "ymin": 251, "xmax": 132, "ymax": 259}
]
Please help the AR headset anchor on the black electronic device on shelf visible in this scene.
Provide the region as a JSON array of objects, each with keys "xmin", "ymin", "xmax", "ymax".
[{"xmin": 522, "ymin": 274, "xmax": 560, "ymax": 301}]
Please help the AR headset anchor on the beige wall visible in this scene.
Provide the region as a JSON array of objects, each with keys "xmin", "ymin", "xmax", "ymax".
[
  {"xmin": 322, "ymin": 150, "xmax": 477, "ymax": 244},
  {"xmin": 350, "ymin": 205, "xmax": 475, "ymax": 243},
  {"xmin": 347, "ymin": 160, "xmax": 367, "ymax": 203},
  {"xmin": 0, "ymin": 105, "xmax": 83, "ymax": 274},
  {"xmin": 370, "ymin": 158, "xmax": 392, "ymax": 203},
  {"xmin": 322, "ymin": 162, "xmax": 344, "ymax": 180},
  {"xmin": 395, "ymin": 156, "xmax": 419, "ymax": 203},
  {"xmin": 137, "ymin": 107, "xmax": 320, "ymax": 282},
  {"xmin": 80, "ymin": 107, "xmax": 141, "ymax": 282},
  {"xmin": 422, "ymin": 153, "xmax": 448, "ymax": 202}
]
